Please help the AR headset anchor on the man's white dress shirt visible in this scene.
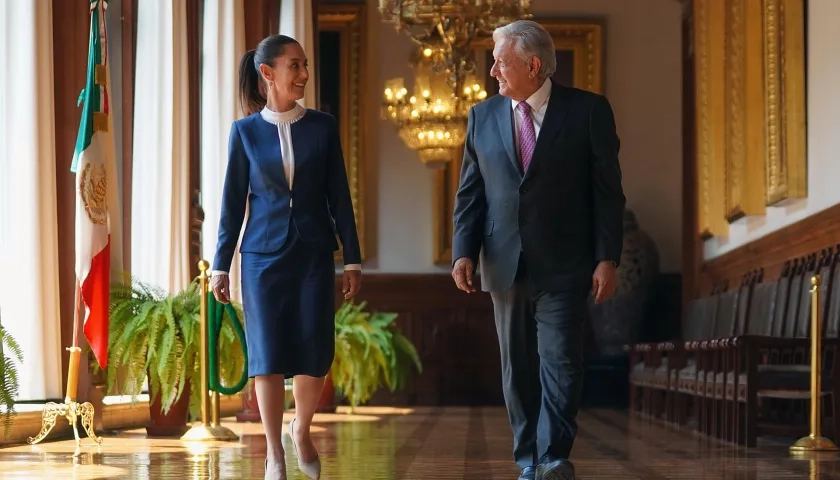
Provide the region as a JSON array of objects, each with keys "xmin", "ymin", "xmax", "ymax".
[{"xmin": 511, "ymin": 78, "xmax": 552, "ymax": 150}]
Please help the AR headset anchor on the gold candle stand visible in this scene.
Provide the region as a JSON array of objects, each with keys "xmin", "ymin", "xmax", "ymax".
[
  {"xmin": 181, "ymin": 260, "xmax": 238, "ymax": 441},
  {"xmin": 790, "ymin": 274, "xmax": 840, "ymax": 453}
]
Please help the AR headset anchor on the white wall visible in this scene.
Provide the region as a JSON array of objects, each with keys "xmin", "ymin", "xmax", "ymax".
[
  {"xmin": 704, "ymin": 0, "xmax": 840, "ymax": 259},
  {"xmin": 365, "ymin": 0, "xmax": 684, "ymax": 273}
]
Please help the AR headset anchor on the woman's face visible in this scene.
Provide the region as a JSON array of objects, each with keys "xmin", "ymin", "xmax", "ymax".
[{"xmin": 260, "ymin": 42, "xmax": 309, "ymax": 102}]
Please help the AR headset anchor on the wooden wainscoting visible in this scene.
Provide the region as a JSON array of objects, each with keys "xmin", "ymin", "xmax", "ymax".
[
  {"xmin": 334, "ymin": 274, "xmax": 502, "ymax": 406},
  {"xmin": 700, "ymin": 203, "xmax": 840, "ymax": 291},
  {"xmin": 334, "ymin": 273, "xmax": 682, "ymax": 407}
]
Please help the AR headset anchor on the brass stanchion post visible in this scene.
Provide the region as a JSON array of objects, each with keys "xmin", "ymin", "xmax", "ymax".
[
  {"xmin": 182, "ymin": 260, "xmax": 218, "ymax": 441},
  {"xmin": 790, "ymin": 274, "xmax": 840, "ymax": 453},
  {"xmin": 208, "ymin": 265, "xmax": 237, "ymax": 439},
  {"xmin": 182, "ymin": 260, "xmax": 238, "ymax": 441},
  {"xmin": 209, "ymin": 381, "xmax": 238, "ymax": 441}
]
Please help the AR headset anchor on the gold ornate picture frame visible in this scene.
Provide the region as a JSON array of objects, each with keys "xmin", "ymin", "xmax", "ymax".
[
  {"xmin": 318, "ymin": 4, "xmax": 368, "ymax": 262},
  {"xmin": 432, "ymin": 19, "xmax": 605, "ymax": 264},
  {"xmin": 693, "ymin": 0, "xmax": 807, "ymax": 238}
]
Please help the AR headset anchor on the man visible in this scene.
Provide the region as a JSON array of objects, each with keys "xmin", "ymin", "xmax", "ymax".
[{"xmin": 451, "ymin": 20, "xmax": 625, "ymax": 480}]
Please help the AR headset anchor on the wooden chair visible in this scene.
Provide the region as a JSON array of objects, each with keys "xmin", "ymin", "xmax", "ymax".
[
  {"xmin": 702, "ymin": 270, "xmax": 761, "ymax": 440},
  {"xmin": 664, "ymin": 286, "xmax": 724, "ymax": 425},
  {"xmin": 627, "ymin": 290, "xmax": 721, "ymax": 417},
  {"xmin": 691, "ymin": 279, "xmax": 744, "ymax": 437},
  {"xmin": 723, "ymin": 251, "xmax": 836, "ymax": 446}
]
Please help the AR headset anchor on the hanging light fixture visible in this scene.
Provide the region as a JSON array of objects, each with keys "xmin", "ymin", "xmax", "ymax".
[
  {"xmin": 382, "ymin": 46, "xmax": 487, "ymax": 168},
  {"xmin": 378, "ymin": 0, "xmax": 532, "ymax": 89}
]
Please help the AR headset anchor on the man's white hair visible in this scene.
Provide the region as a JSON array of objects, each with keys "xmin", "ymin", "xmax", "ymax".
[{"xmin": 492, "ymin": 20, "xmax": 557, "ymax": 80}]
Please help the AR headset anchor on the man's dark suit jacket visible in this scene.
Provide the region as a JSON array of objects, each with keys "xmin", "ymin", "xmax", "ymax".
[{"xmin": 452, "ymin": 81, "xmax": 626, "ymax": 293}]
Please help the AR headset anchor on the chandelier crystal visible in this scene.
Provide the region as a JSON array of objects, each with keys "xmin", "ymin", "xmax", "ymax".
[
  {"xmin": 379, "ymin": 0, "xmax": 532, "ymax": 89},
  {"xmin": 383, "ymin": 47, "xmax": 487, "ymax": 168}
]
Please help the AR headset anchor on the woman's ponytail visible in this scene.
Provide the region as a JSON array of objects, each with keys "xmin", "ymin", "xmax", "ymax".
[
  {"xmin": 238, "ymin": 49, "xmax": 265, "ymax": 115},
  {"xmin": 238, "ymin": 36, "xmax": 300, "ymax": 115}
]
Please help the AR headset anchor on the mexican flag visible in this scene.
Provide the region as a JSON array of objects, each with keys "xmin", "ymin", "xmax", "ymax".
[{"xmin": 71, "ymin": 0, "xmax": 118, "ymax": 369}]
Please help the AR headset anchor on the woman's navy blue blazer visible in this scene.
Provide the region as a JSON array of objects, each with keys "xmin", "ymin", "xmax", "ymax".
[{"xmin": 212, "ymin": 109, "xmax": 361, "ymax": 272}]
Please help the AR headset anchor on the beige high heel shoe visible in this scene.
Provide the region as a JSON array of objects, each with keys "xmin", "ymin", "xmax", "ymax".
[
  {"xmin": 289, "ymin": 418, "xmax": 321, "ymax": 479},
  {"xmin": 264, "ymin": 458, "xmax": 287, "ymax": 480}
]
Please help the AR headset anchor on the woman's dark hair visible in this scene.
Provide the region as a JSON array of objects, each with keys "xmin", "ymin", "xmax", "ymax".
[{"xmin": 238, "ymin": 34, "xmax": 300, "ymax": 115}]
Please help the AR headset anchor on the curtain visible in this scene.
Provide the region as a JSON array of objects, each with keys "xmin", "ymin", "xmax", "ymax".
[
  {"xmin": 201, "ymin": 0, "xmax": 246, "ymax": 302},
  {"xmin": 104, "ymin": 2, "xmax": 125, "ymax": 278},
  {"xmin": 0, "ymin": 0, "xmax": 64, "ymax": 400},
  {"xmin": 280, "ymin": 0, "xmax": 316, "ymax": 108},
  {"xmin": 131, "ymin": 0, "xmax": 191, "ymax": 293}
]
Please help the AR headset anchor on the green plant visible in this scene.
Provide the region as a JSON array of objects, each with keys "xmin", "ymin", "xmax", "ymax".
[
  {"xmin": 331, "ymin": 300, "xmax": 422, "ymax": 409},
  {"xmin": 0, "ymin": 318, "xmax": 22, "ymax": 436},
  {"xmin": 102, "ymin": 277, "xmax": 246, "ymax": 419}
]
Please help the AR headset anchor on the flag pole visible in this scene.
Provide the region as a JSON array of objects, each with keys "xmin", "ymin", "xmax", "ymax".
[
  {"xmin": 27, "ymin": 0, "xmax": 108, "ymax": 447},
  {"xmin": 65, "ymin": 281, "xmax": 83, "ymax": 405},
  {"xmin": 26, "ymin": 280, "xmax": 103, "ymax": 447}
]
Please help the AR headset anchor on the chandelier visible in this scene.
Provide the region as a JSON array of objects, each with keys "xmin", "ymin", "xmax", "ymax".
[
  {"xmin": 379, "ymin": 0, "xmax": 532, "ymax": 89},
  {"xmin": 383, "ymin": 47, "xmax": 487, "ymax": 168}
]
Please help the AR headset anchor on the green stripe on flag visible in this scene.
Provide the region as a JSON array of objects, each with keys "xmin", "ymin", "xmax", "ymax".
[{"xmin": 71, "ymin": 1, "xmax": 104, "ymax": 173}]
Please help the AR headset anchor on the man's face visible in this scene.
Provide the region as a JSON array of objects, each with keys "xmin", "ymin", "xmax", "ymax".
[{"xmin": 490, "ymin": 39, "xmax": 540, "ymax": 101}]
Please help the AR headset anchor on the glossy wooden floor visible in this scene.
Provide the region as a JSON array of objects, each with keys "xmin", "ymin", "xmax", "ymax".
[{"xmin": 2, "ymin": 406, "xmax": 840, "ymax": 479}]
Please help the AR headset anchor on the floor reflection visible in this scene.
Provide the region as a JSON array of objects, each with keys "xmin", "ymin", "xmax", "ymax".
[{"xmin": 1, "ymin": 407, "xmax": 840, "ymax": 479}]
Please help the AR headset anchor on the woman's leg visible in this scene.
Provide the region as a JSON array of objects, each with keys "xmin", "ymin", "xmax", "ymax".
[
  {"xmin": 255, "ymin": 374, "xmax": 287, "ymax": 479},
  {"xmin": 291, "ymin": 374, "xmax": 326, "ymax": 462}
]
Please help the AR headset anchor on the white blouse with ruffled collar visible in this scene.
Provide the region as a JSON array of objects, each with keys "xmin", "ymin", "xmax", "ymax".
[{"xmin": 260, "ymin": 103, "xmax": 306, "ymax": 190}]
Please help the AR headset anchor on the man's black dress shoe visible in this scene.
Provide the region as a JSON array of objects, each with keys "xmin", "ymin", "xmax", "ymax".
[
  {"xmin": 537, "ymin": 459, "xmax": 576, "ymax": 480},
  {"xmin": 519, "ymin": 465, "xmax": 537, "ymax": 480}
]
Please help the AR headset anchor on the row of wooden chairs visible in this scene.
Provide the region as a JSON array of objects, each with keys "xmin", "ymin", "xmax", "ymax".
[{"xmin": 626, "ymin": 247, "xmax": 840, "ymax": 446}]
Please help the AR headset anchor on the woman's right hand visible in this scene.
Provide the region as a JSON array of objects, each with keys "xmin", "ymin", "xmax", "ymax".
[{"xmin": 210, "ymin": 273, "xmax": 231, "ymax": 304}]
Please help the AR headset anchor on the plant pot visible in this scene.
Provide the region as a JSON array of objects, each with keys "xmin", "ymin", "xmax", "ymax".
[
  {"xmin": 146, "ymin": 382, "xmax": 191, "ymax": 437},
  {"xmin": 236, "ymin": 380, "xmax": 262, "ymax": 423},
  {"xmin": 315, "ymin": 370, "xmax": 337, "ymax": 413}
]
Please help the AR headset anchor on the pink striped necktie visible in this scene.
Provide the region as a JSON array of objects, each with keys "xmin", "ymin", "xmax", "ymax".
[{"xmin": 517, "ymin": 101, "xmax": 536, "ymax": 173}]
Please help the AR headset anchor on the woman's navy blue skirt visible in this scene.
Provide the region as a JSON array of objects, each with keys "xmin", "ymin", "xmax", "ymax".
[{"xmin": 239, "ymin": 226, "xmax": 335, "ymax": 378}]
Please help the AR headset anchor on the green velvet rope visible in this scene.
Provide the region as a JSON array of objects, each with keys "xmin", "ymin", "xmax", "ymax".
[{"xmin": 207, "ymin": 292, "xmax": 249, "ymax": 395}]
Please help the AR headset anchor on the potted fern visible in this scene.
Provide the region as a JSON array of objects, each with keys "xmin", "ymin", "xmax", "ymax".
[
  {"xmin": 104, "ymin": 277, "xmax": 246, "ymax": 436},
  {"xmin": 238, "ymin": 301, "xmax": 422, "ymax": 417},
  {"xmin": 330, "ymin": 300, "xmax": 422, "ymax": 411},
  {"xmin": 0, "ymin": 314, "xmax": 22, "ymax": 438}
]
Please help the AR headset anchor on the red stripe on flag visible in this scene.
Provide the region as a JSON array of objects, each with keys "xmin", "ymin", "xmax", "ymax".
[{"xmin": 82, "ymin": 238, "xmax": 110, "ymax": 368}]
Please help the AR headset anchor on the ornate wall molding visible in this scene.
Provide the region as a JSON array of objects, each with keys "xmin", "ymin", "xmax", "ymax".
[
  {"xmin": 694, "ymin": 0, "xmax": 807, "ymax": 238},
  {"xmin": 764, "ymin": 0, "xmax": 807, "ymax": 206},
  {"xmin": 724, "ymin": 0, "xmax": 766, "ymax": 222},
  {"xmin": 432, "ymin": 19, "xmax": 605, "ymax": 264},
  {"xmin": 694, "ymin": 0, "xmax": 728, "ymax": 238},
  {"xmin": 319, "ymin": 4, "xmax": 368, "ymax": 261}
]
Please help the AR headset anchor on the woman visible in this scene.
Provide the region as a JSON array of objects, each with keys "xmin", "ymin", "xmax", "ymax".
[{"xmin": 210, "ymin": 34, "xmax": 362, "ymax": 480}]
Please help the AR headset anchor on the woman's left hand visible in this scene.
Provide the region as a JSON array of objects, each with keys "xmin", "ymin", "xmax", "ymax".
[{"xmin": 343, "ymin": 270, "xmax": 362, "ymax": 300}]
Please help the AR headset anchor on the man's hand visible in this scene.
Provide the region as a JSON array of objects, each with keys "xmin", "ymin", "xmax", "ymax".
[
  {"xmin": 210, "ymin": 273, "xmax": 231, "ymax": 304},
  {"xmin": 452, "ymin": 257, "xmax": 476, "ymax": 293},
  {"xmin": 343, "ymin": 270, "xmax": 362, "ymax": 300},
  {"xmin": 592, "ymin": 261, "xmax": 618, "ymax": 304}
]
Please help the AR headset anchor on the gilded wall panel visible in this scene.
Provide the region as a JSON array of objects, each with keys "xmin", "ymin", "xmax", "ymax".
[
  {"xmin": 319, "ymin": 4, "xmax": 368, "ymax": 261},
  {"xmin": 725, "ymin": 0, "xmax": 767, "ymax": 221},
  {"xmin": 764, "ymin": 0, "xmax": 807, "ymax": 205},
  {"xmin": 694, "ymin": 0, "xmax": 728, "ymax": 238},
  {"xmin": 693, "ymin": 0, "xmax": 806, "ymax": 237}
]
